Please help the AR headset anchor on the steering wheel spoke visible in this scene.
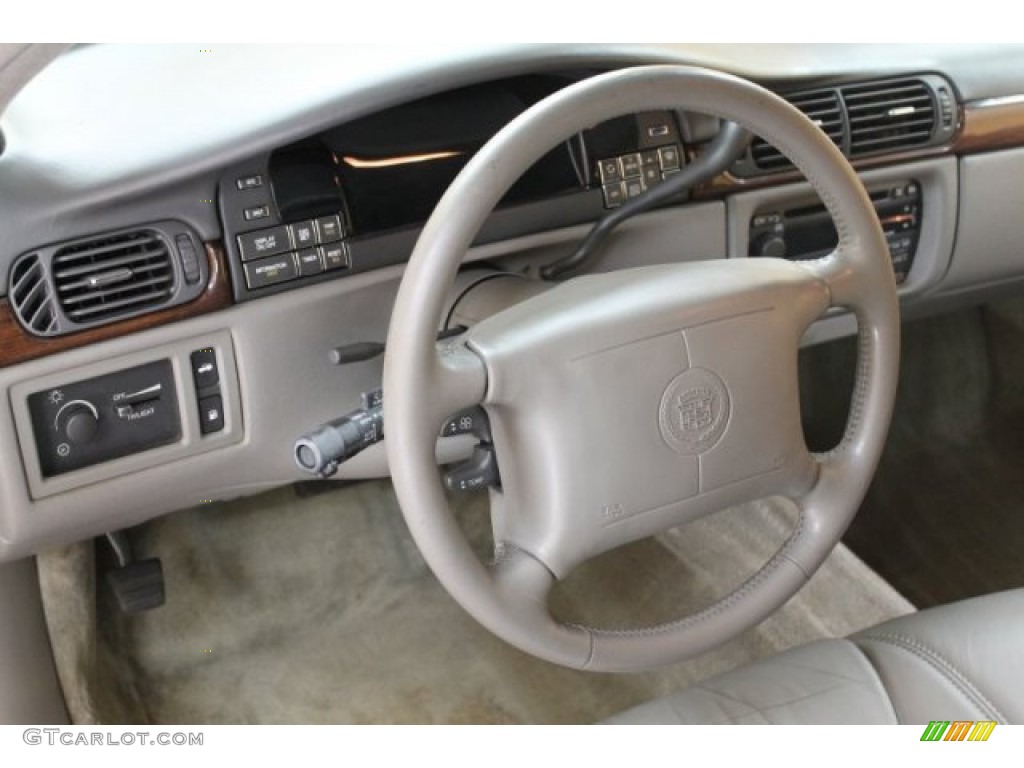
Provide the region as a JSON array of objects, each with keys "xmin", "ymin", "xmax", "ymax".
[
  {"xmin": 480, "ymin": 545, "xmax": 593, "ymax": 667},
  {"xmin": 429, "ymin": 338, "xmax": 488, "ymax": 428},
  {"xmin": 799, "ymin": 246, "xmax": 872, "ymax": 310},
  {"xmin": 490, "ymin": 545, "xmax": 554, "ymax": 610}
]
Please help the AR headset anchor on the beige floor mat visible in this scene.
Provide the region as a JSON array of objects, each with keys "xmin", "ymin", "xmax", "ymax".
[{"xmin": 40, "ymin": 479, "xmax": 913, "ymax": 724}]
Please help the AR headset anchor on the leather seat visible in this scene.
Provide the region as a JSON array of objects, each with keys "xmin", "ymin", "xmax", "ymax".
[{"xmin": 607, "ymin": 589, "xmax": 1024, "ymax": 724}]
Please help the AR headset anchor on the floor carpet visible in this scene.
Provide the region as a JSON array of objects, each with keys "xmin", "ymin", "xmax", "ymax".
[
  {"xmin": 805, "ymin": 299, "xmax": 1024, "ymax": 608},
  {"xmin": 42, "ymin": 479, "xmax": 912, "ymax": 725}
]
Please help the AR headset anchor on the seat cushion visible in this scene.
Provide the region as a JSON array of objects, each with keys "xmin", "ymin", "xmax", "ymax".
[{"xmin": 607, "ymin": 589, "xmax": 1024, "ymax": 724}]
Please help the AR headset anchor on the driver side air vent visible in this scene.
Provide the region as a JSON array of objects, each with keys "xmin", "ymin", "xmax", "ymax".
[
  {"xmin": 7, "ymin": 221, "xmax": 209, "ymax": 337},
  {"xmin": 731, "ymin": 74, "xmax": 957, "ymax": 178},
  {"xmin": 53, "ymin": 230, "xmax": 174, "ymax": 324}
]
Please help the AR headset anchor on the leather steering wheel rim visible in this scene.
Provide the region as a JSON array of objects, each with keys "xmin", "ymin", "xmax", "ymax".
[{"xmin": 384, "ymin": 65, "xmax": 899, "ymax": 672}]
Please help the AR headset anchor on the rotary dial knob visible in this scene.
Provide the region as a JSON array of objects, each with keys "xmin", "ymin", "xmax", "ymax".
[{"xmin": 55, "ymin": 400, "xmax": 100, "ymax": 444}]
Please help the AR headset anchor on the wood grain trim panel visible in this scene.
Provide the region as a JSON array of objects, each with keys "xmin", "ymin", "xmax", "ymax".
[
  {"xmin": 693, "ymin": 145, "xmax": 955, "ymax": 200},
  {"xmin": 697, "ymin": 98, "xmax": 1024, "ymax": 200},
  {"xmin": 955, "ymin": 97, "xmax": 1024, "ymax": 154},
  {"xmin": 0, "ymin": 243, "xmax": 232, "ymax": 369}
]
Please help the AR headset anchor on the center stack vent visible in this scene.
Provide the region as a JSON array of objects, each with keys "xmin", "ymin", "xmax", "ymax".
[
  {"xmin": 731, "ymin": 74, "xmax": 959, "ymax": 178},
  {"xmin": 750, "ymin": 90, "xmax": 845, "ymax": 171},
  {"xmin": 7, "ymin": 221, "xmax": 209, "ymax": 337}
]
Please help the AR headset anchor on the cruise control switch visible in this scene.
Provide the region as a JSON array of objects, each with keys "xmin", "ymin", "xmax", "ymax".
[
  {"xmin": 441, "ymin": 406, "xmax": 502, "ymax": 492},
  {"xmin": 293, "ymin": 400, "xmax": 384, "ymax": 478}
]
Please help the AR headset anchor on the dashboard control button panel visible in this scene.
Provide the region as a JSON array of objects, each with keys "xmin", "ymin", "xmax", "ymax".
[
  {"xmin": 220, "ymin": 145, "xmax": 355, "ymax": 303},
  {"xmin": 27, "ymin": 360, "xmax": 180, "ymax": 477},
  {"xmin": 241, "ymin": 241, "xmax": 350, "ymax": 289},
  {"xmin": 598, "ymin": 143, "xmax": 684, "ymax": 209},
  {"xmin": 12, "ymin": 330, "xmax": 243, "ymax": 500},
  {"xmin": 191, "ymin": 347, "xmax": 226, "ymax": 436},
  {"xmin": 236, "ymin": 214, "xmax": 352, "ymax": 290}
]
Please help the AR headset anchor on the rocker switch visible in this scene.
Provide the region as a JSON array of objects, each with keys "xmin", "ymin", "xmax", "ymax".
[
  {"xmin": 190, "ymin": 349, "xmax": 219, "ymax": 391},
  {"xmin": 190, "ymin": 346, "xmax": 224, "ymax": 436},
  {"xmin": 199, "ymin": 395, "xmax": 224, "ymax": 435},
  {"xmin": 440, "ymin": 407, "xmax": 491, "ymax": 441},
  {"xmin": 444, "ymin": 443, "xmax": 500, "ymax": 493}
]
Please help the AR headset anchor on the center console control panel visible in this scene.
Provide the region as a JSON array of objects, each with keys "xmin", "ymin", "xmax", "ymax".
[{"xmin": 748, "ymin": 181, "xmax": 921, "ymax": 283}]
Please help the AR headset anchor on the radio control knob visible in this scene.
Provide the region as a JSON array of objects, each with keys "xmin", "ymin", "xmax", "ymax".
[
  {"xmin": 57, "ymin": 400, "xmax": 99, "ymax": 445},
  {"xmin": 753, "ymin": 233, "xmax": 788, "ymax": 259}
]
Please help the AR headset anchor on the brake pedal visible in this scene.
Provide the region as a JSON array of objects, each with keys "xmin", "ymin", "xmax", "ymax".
[{"xmin": 103, "ymin": 531, "xmax": 165, "ymax": 614}]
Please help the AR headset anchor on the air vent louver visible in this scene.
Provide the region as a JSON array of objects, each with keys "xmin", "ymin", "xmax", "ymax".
[
  {"xmin": 732, "ymin": 75, "xmax": 955, "ymax": 178},
  {"xmin": 9, "ymin": 253, "xmax": 58, "ymax": 334},
  {"xmin": 751, "ymin": 89, "xmax": 844, "ymax": 171},
  {"xmin": 52, "ymin": 230, "xmax": 174, "ymax": 324},
  {"xmin": 844, "ymin": 79, "xmax": 936, "ymax": 157}
]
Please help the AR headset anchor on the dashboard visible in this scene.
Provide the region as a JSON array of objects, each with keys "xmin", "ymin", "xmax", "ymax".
[
  {"xmin": 217, "ymin": 79, "xmax": 688, "ymax": 302},
  {"xmin": 2, "ymin": 43, "xmax": 1024, "ymax": 561}
]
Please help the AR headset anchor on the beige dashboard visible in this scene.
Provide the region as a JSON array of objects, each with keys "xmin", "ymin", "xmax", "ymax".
[{"xmin": 2, "ymin": 44, "xmax": 1024, "ymax": 562}]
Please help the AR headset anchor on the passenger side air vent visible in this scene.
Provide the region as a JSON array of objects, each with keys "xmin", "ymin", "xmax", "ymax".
[
  {"xmin": 53, "ymin": 230, "xmax": 174, "ymax": 324},
  {"xmin": 843, "ymin": 79, "xmax": 936, "ymax": 157},
  {"xmin": 731, "ymin": 74, "xmax": 958, "ymax": 178},
  {"xmin": 7, "ymin": 221, "xmax": 209, "ymax": 337},
  {"xmin": 9, "ymin": 253, "xmax": 58, "ymax": 334},
  {"xmin": 750, "ymin": 89, "xmax": 844, "ymax": 171}
]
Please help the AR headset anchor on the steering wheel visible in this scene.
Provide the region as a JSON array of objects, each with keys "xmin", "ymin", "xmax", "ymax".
[{"xmin": 383, "ymin": 65, "xmax": 899, "ymax": 672}]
